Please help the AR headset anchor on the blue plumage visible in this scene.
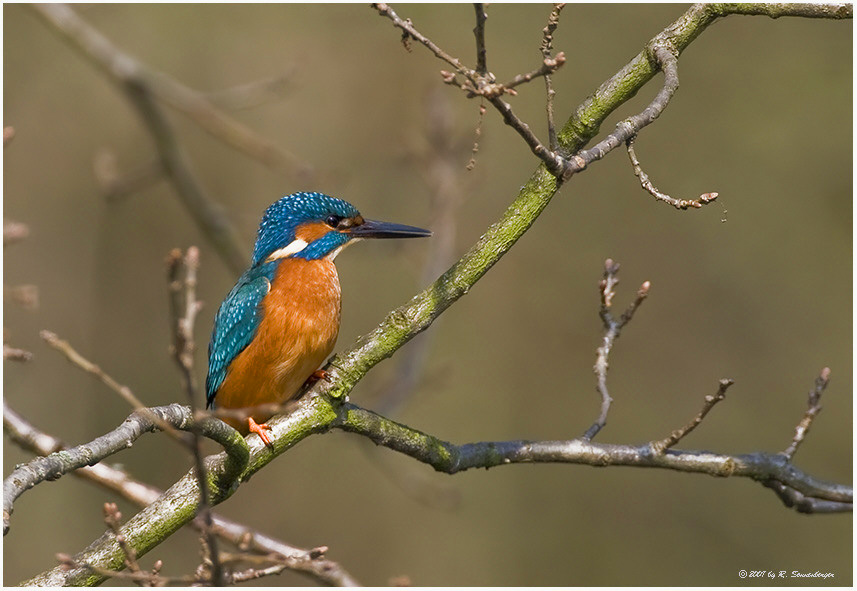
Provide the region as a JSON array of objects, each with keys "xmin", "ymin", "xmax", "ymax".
[{"xmin": 206, "ymin": 261, "xmax": 277, "ymax": 408}]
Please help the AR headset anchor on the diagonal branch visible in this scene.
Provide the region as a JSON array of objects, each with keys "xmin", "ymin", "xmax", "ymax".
[
  {"xmin": 782, "ymin": 367, "xmax": 830, "ymax": 459},
  {"xmin": 650, "ymin": 378, "xmax": 734, "ymax": 454},
  {"xmin": 30, "ymin": 4, "xmax": 312, "ymax": 181},
  {"xmin": 3, "ymin": 404, "xmax": 248, "ymax": 537},
  {"xmin": 2, "ymin": 402, "xmax": 360, "ymax": 586},
  {"xmin": 30, "ymin": 4, "xmax": 248, "ymax": 275},
  {"xmin": 562, "ymin": 44, "xmax": 680, "ymax": 179}
]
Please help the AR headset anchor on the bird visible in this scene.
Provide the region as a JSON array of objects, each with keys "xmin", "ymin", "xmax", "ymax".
[{"xmin": 205, "ymin": 191, "xmax": 431, "ymax": 446}]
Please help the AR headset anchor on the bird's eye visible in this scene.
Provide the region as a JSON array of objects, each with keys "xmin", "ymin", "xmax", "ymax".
[{"xmin": 325, "ymin": 215, "xmax": 343, "ymax": 228}]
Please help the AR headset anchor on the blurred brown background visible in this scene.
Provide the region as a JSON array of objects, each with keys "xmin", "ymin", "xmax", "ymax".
[{"xmin": 4, "ymin": 4, "xmax": 851, "ymax": 586}]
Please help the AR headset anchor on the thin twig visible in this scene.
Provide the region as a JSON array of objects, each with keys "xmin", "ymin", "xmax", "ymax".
[
  {"xmin": 39, "ymin": 330, "xmax": 187, "ymax": 444},
  {"xmin": 626, "ymin": 135, "xmax": 718, "ymax": 209},
  {"xmin": 585, "ymin": 259, "xmax": 650, "ymax": 441},
  {"xmin": 165, "ymin": 247, "xmax": 224, "ymax": 586},
  {"xmin": 762, "ymin": 478, "xmax": 848, "ymax": 514},
  {"xmin": 102, "ymin": 503, "xmax": 145, "ymax": 577},
  {"xmin": 502, "ymin": 52, "xmax": 566, "ymax": 91},
  {"xmin": 541, "ymin": 4, "xmax": 565, "ymax": 151},
  {"xmin": 473, "ymin": 4, "xmax": 488, "ymax": 75},
  {"xmin": 373, "ymin": 3, "xmax": 567, "ymax": 176},
  {"xmin": 55, "ymin": 554, "xmax": 193, "ymax": 586},
  {"xmin": 782, "ymin": 367, "xmax": 830, "ymax": 459},
  {"xmin": 166, "ymin": 247, "xmax": 203, "ymax": 401},
  {"xmin": 651, "ymin": 379, "xmax": 734, "ymax": 454},
  {"xmin": 3, "ymin": 344, "xmax": 33, "ymax": 362},
  {"xmin": 373, "ymin": 4, "xmax": 473, "ymax": 78}
]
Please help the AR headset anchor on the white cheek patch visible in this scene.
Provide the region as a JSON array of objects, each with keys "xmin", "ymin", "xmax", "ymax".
[
  {"xmin": 327, "ymin": 237, "xmax": 361, "ymax": 262},
  {"xmin": 266, "ymin": 238, "xmax": 308, "ymax": 261}
]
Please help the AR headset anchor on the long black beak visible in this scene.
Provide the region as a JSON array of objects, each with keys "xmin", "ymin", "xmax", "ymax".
[{"xmin": 347, "ymin": 219, "xmax": 432, "ymax": 239}]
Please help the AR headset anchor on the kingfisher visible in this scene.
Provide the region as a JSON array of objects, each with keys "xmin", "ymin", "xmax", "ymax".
[{"xmin": 205, "ymin": 191, "xmax": 431, "ymax": 446}]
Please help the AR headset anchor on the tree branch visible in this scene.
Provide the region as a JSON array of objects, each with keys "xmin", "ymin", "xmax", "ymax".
[
  {"xmin": 3, "ymin": 404, "xmax": 248, "ymax": 537},
  {"xmin": 30, "ymin": 3, "xmax": 249, "ymax": 275},
  {"xmin": 3, "ymin": 402, "xmax": 359, "ymax": 586}
]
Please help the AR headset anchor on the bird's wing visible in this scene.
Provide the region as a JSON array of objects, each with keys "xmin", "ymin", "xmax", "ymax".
[{"xmin": 205, "ymin": 268, "xmax": 272, "ymax": 408}]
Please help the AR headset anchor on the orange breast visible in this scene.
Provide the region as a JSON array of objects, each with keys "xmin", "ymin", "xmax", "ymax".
[{"xmin": 214, "ymin": 257, "xmax": 341, "ymax": 428}]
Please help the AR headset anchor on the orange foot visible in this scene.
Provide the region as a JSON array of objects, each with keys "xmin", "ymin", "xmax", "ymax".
[
  {"xmin": 303, "ymin": 369, "xmax": 331, "ymax": 387},
  {"xmin": 247, "ymin": 417, "xmax": 273, "ymax": 448}
]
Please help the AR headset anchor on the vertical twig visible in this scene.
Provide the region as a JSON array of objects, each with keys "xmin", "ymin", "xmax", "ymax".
[
  {"xmin": 585, "ymin": 260, "xmax": 650, "ymax": 441},
  {"xmin": 166, "ymin": 248, "xmax": 224, "ymax": 586},
  {"xmin": 782, "ymin": 367, "xmax": 830, "ymax": 459},
  {"xmin": 473, "ymin": 4, "xmax": 488, "ymax": 75},
  {"xmin": 541, "ymin": 4, "xmax": 565, "ymax": 152}
]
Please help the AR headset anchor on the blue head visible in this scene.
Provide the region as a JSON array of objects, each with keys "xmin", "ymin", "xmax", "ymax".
[{"xmin": 251, "ymin": 191, "xmax": 431, "ymax": 266}]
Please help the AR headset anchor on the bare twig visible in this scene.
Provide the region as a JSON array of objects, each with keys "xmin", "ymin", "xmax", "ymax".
[
  {"xmin": 373, "ymin": 2, "xmax": 568, "ymax": 176},
  {"xmin": 585, "ymin": 259, "xmax": 650, "ymax": 441},
  {"xmin": 39, "ymin": 330, "xmax": 187, "ymax": 444},
  {"xmin": 19, "ymin": 382, "xmax": 852, "ymax": 584},
  {"xmin": 473, "ymin": 4, "xmax": 488, "ymax": 75},
  {"xmin": 373, "ymin": 4, "xmax": 472, "ymax": 78},
  {"xmin": 502, "ymin": 52, "xmax": 566, "ymax": 92},
  {"xmin": 651, "ymin": 378, "xmax": 734, "ymax": 454},
  {"xmin": 102, "ymin": 503, "xmax": 144, "ymax": 576},
  {"xmin": 626, "ymin": 135, "xmax": 719, "ymax": 209},
  {"xmin": 541, "ymin": 4, "xmax": 566, "ymax": 152},
  {"xmin": 165, "ymin": 247, "xmax": 224, "ymax": 586},
  {"xmin": 333, "ymin": 401, "xmax": 852, "ymax": 514},
  {"xmin": 40, "ymin": 331, "xmax": 186, "ymax": 444},
  {"xmin": 3, "ymin": 402, "xmax": 360, "ymax": 586},
  {"xmin": 166, "ymin": 247, "xmax": 203, "ymax": 401},
  {"xmin": 782, "ymin": 367, "xmax": 830, "ymax": 459},
  {"xmin": 55, "ymin": 554, "xmax": 193, "ymax": 586},
  {"xmin": 3, "ymin": 344, "xmax": 33, "ymax": 362}
]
